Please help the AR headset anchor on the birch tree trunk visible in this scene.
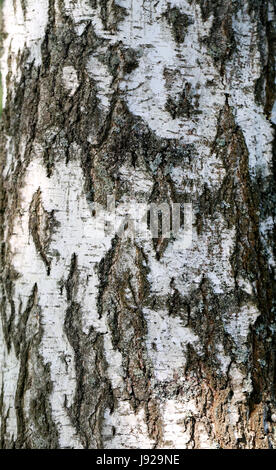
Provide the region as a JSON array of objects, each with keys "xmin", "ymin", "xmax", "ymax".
[{"xmin": 0, "ymin": 0, "xmax": 275, "ymax": 449}]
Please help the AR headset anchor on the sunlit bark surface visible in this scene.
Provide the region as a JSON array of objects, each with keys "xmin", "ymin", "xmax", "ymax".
[{"xmin": 0, "ymin": 0, "xmax": 275, "ymax": 448}]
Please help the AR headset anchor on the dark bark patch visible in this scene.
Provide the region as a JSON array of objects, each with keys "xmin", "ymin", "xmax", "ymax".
[
  {"xmin": 29, "ymin": 188, "xmax": 57, "ymax": 275},
  {"xmin": 165, "ymin": 82, "xmax": 201, "ymax": 119},
  {"xmin": 196, "ymin": 0, "xmax": 236, "ymax": 71},
  {"xmin": 96, "ymin": 238, "xmax": 163, "ymax": 444},
  {"xmin": 13, "ymin": 284, "xmax": 59, "ymax": 449},
  {"xmin": 64, "ymin": 255, "xmax": 114, "ymax": 448},
  {"xmin": 163, "ymin": 6, "xmax": 194, "ymax": 44}
]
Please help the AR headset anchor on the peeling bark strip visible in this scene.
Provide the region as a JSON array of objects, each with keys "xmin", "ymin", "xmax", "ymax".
[{"xmin": 0, "ymin": 0, "xmax": 275, "ymax": 449}]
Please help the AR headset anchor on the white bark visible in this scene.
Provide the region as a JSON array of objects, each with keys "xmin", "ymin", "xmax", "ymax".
[{"xmin": 0, "ymin": 0, "xmax": 275, "ymax": 448}]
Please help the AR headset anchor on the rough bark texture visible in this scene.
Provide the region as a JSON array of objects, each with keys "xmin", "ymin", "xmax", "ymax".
[{"xmin": 0, "ymin": 0, "xmax": 275, "ymax": 449}]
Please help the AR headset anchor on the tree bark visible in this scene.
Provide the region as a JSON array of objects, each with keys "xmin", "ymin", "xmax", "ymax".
[{"xmin": 0, "ymin": 0, "xmax": 275, "ymax": 449}]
